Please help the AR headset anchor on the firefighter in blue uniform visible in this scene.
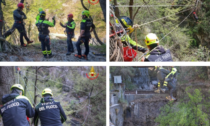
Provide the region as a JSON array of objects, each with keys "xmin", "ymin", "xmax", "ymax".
[
  {"xmin": 36, "ymin": 11, "xmax": 56, "ymax": 58},
  {"xmin": 60, "ymin": 13, "xmax": 76, "ymax": 55},
  {"xmin": 3, "ymin": 3, "xmax": 33, "ymax": 47},
  {"xmin": 155, "ymin": 66, "xmax": 177, "ymax": 101},
  {"xmin": 0, "ymin": 84, "xmax": 35, "ymax": 126},
  {"xmin": 143, "ymin": 33, "xmax": 173, "ymax": 62},
  {"xmin": 75, "ymin": 10, "xmax": 95, "ymax": 60},
  {"xmin": 155, "ymin": 66, "xmax": 170, "ymax": 93},
  {"xmin": 34, "ymin": 88, "xmax": 67, "ymax": 126}
]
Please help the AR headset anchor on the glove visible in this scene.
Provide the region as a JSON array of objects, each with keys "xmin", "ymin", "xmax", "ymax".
[
  {"xmin": 163, "ymin": 81, "xmax": 168, "ymax": 87},
  {"xmin": 60, "ymin": 22, "xmax": 64, "ymax": 27},
  {"xmin": 127, "ymin": 27, "xmax": 134, "ymax": 34},
  {"xmin": 52, "ymin": 16, "xmax": 55, "ymax": 20},
  {"xmin": 22, "ymin": 15, "xmax": 25, "ymax": 19}
]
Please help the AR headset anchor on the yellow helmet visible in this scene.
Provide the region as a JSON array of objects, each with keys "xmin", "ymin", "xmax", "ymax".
[
  {"xmin": 42, "ymin": 88, "xmax": 53, "ymax": 96},
  {"xmin": 11, "ymin": 84, "xmax": 24, "ymax": 95},
  {"xmin": 145, "ymin": 33, "xmax": 159, "ymax": 46}
]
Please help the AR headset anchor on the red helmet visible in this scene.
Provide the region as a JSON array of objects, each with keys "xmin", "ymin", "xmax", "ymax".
[
  {"xmin": 17, "ymin": 3, "xmax": 24, "ymax": 9},
  {"xmin": 68, "ymin": 14, "xmax": 73, "ymax": 18}
]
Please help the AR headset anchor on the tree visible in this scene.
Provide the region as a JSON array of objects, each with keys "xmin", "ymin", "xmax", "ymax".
[
  {"xmin": 0, "ymin": 66, "xmax": 15, "ymax": 105},
  {"xmin": 99, "ymin": 0, "xmax": 106, "ymax": 22},
  {"xmin": 155, "ymin": 88, "xmax": 210, "ymax": 126}
]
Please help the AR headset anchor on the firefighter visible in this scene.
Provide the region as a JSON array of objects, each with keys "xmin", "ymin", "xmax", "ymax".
[
  {"xmin": 35, "ymin": 11, "xmax": 55, "ymax": 58},
  {"xmin": 118, "ymin": 16, "xmax": 147, "ymax": 53},
  {"xmin": 34, "ymin": 88, "xmax": 67, "ymax": 126},
  {"xmin": 3, "ymin": 3, "xmax": 33, "ymax": 47},
  {"xmin": 154, "ymin": 66, "xmax": 177, "ymax": 101},
  {"xmin": 143, "ymin": 33, "xmax": 173, "ymax": 62},
  {"xmin": 0, "ymin": 84, "xmax": 35, "ymax": 126},
  {"xmin": 155, "ymin": 66, "xmax": 171, "ymax": 93},
  {"xmin": 60, "ymin": 13, "xmax": 76, "ymax": 55},
  {"xmin": 75, "ymin": 10, "xmax": 95, "ymax": 60}
]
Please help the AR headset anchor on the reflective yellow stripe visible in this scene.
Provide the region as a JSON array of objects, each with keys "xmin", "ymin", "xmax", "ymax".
[
  {"xmin": 158, "ymin": 82, "xmax": 160, "ymax": 88},
  {"xmin": 121, "ymin": 19, "xmax": 131, "ymax": 28},
  {"xmin": 42, "ymin": 50, "xmax": 47, "ymax": 54},
  {"xmin": 47, "ymin": 50, "xmax": 51, "ymax": 54},
  {"xmin": 16, "ymin": 96, "xmax": 33, "ymax": 107},
  {"xmin": 163, "ymin": 81, "xmax": 168, "ymax": 86},
  {"xmin": 166, "ymin": 68, "xmax": 177, "ymax": 78}
]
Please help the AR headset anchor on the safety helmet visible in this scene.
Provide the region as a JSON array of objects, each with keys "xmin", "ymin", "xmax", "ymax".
[
  {"xmin": 117, "ymin": 16, "xmax": 134, "ymax": 33},
  {"xmin": 118, "ymin": 16, "xmax": 133, "ymax": 28},
  {"xmin": 82, "ymin": 10, "xmax": 90, "ymax": 17},
  {"xmin": 68, "ymin": 14, "xmax": 73, "ymax": 18},
  {"xmin": 17, "ymin": 3, "xmax": 24, "ymax": 9},
  {"xmin": 145, "ymin": 33, "xmax": 159, "ymax": 46},
  {"xmin": 42, "ymin": 88, "xmax": 53, "ymax": 96},
  {"xmin": 38, "ymin": 8, "xmax": 43, "ymax": 12},
  {"xmin": 39, "ymin": 11, "xmax": 46, "ymax": 18},
  {"xmin": 11, "ymin": 84, "xmax": 24, "ymax": 95}
]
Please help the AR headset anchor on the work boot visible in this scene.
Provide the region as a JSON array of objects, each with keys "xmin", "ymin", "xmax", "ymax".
[
  {"xmin": 74, "ymin": 54, "xmax": 82, "ymax": 59},
  {"xmin": 43, "ymin": 55, "xmax": 47, "ymax": 58},
  {"xmin": 21, "ymin": 44, "xmax": 27, "ymax": 47},
  {"xmin": 166, "ymin": 96, "xmax": 176, "ymax": 101},
  {"xmin": 48, "ymin": 54, "xmax": 54, "ymax": 58},
  {"xmin": 154, "ymin": 88, "xmax": 160, "ymax": 93},
  {"xmin": 82, "ymin": 54, "xmax": 88, "ymax": 60},
  {"xmin": 27, "ymin": 41, "xmax": 33, "ymax": 44},
  {"xmin": 66, "ymin": 52, "xmax": 71, "ymax": 55}
]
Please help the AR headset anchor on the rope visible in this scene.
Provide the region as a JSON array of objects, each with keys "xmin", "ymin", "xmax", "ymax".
[
  {"xmin": 21, "ymin": 76, "xmax": 35, "ymax": 105},
  {"xmin": 133, "ymin": 8, "xmax": 193, "ymax": 28},
  {"xmin": 110, "ymin": 5, "xmax": 135, "ymax": 59},
  {"xmin": 114, "ymin": 5, "xmax": 194, "ymax": 7},
  {"xmin": 138, "ymin": 8, "xmax": 195, "ymax": 61},
  {"xmin": 82, "ymin": 97, "xmax": 91, "ymax": 125},
  {"xmin": 159, "ymin": 9, "xmax": 194, "ymax": 41}
]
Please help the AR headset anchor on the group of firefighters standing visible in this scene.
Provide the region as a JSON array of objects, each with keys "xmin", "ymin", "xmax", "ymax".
[
  {"xmin": 3, "ymin": 3, "xmax": 95, "ymax": 60},
  {"xmin": 0, "ymin": 84, "xmax": 66, "ymax": 126}
]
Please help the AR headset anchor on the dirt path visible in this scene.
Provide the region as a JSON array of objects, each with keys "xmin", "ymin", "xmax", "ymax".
[{"xmin": 0, "ymin": 40, "xmax": 106, "ymax": 61}]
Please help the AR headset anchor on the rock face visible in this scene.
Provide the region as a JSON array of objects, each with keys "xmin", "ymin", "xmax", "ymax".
[
  {"xmin": 124, "ymin": 96, "xmax": 168, "ymax": 126},
  {"xmin": 132, "ymin": 68, "xmax": 151, "ymax": 90},
  {"xmin": 0, "ymin": 41, "xmax": 106, "ymax": 62}
]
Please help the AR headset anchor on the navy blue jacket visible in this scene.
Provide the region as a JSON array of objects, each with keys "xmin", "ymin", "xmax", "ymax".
[
  {"xmin": 34, "ymin": 96, "xmax": 67, "ymax": 126},
  {"xmin": 144, "ymin": 46, "xmax": 173, "ymax": 62},
  {"xmin": 13, "ymin": 9, "xmax": 27, "ymax": 22},
  {"xmin": 80, "ymin": 18, "xmax": 95, "ymax": 37},
  {"xmin": 0, "ymin": 93, "xmax": 35, "ymax": 126}
]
